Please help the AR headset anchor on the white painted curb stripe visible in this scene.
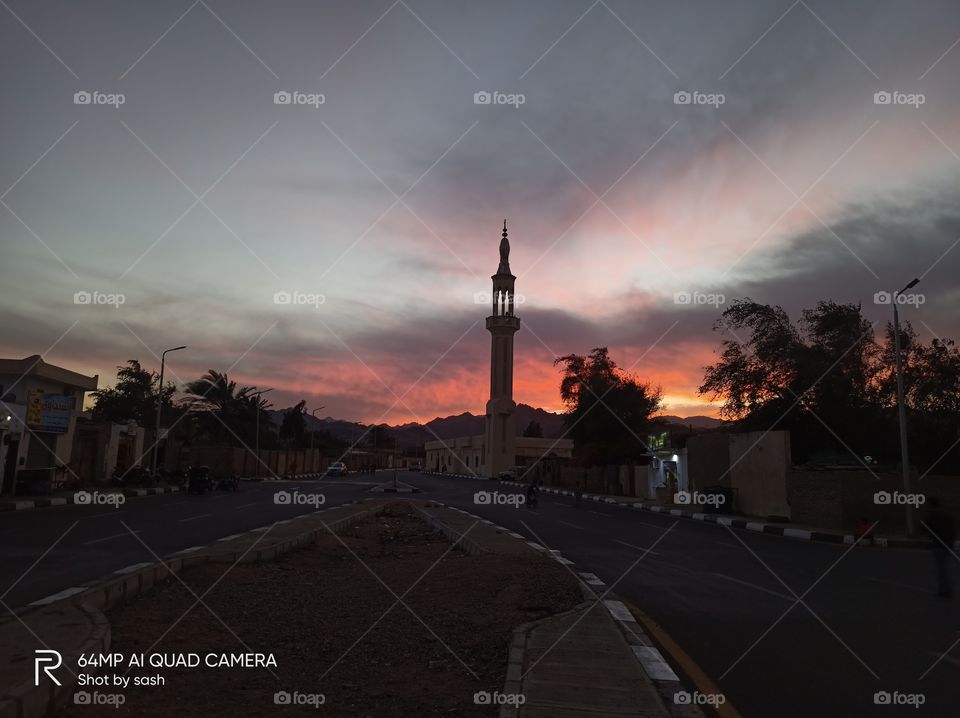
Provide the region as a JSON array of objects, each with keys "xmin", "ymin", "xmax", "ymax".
[
  {"xmin": 632, "ymin": 646, "xmax": 679, "ymax": 681},
  {"xmin": 30, "ymin": 587, "xmax": 87, "ymax": 606}
]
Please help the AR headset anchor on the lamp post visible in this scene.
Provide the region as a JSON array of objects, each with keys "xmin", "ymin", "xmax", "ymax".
[
  {"xmin": 252, "ymin": 388, "xmax": 273, "ymax": 478},
  {"xmin": 151, "ymin": 345, "xmax": 186, "ymax": 477},
  {"xmin": 892, "ymin": 277, "xmax": 919, "ymax": 536}
]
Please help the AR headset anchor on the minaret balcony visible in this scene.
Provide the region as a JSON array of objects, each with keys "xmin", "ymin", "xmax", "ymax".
[{"xmin": 486, "ymin": 315, "xmax": 520, "ymax": 331}]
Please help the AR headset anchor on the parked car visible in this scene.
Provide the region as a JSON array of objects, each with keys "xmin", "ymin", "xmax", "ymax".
[
  {"xmin": 325, "ymin": 462, "xmax": 348, "ymax": 477},
  {"xmin": 408, "ymin": 462, "xmax": 422, "ymax": 471}
]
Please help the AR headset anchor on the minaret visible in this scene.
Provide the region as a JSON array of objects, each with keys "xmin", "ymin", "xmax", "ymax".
[{"xmin": 484, "ymin": 220, "xmax": 520, "ymax": 477}]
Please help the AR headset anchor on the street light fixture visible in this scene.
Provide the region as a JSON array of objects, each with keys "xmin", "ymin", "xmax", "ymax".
[
  {"xmin": 151, "ymin": 345, "xmax": 186, "ymax": 477},
  {"xmin": 892, "ymin": 277, "xmax": 919, "ymax": 536},
  {"xmin": 252, "ymin": 388, "xmax": 273, "ymax": 478}
]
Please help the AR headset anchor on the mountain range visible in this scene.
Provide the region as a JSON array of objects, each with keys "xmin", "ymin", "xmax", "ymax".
[{"xmin": 269, "ymin": 405, "xmax": 723, "ymax": 449}]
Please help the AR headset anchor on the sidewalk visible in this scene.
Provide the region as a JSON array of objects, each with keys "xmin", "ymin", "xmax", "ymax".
[
  {"xmin": 418, "ymin": 502, "xmax": 692, "ymax": 718},
  {"xmin": 475, "ymin": 477, "xmax": 944, "ymax": 550}
]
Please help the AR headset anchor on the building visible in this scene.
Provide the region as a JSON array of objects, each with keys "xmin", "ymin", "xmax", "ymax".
[
  {"xmin": 0, "ymin": 356, "xmax": 98, "ymax": 495},
  {"xmin": 425, "ymin": 222, "xmax": 574, "ymax": 477}
]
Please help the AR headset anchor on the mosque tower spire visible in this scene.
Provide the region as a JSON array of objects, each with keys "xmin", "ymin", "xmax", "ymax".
[{"xmin": 484, "ymin": 220, "xmax": 520, "ymax": 477}]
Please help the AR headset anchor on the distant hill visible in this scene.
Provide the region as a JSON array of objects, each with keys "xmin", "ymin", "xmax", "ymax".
[
  {"xmin": 269, "ymin": 406, "xmax": 720, "ymax": 449},
  {"xmin": 656, "ymin": 414, "xmax": 724, "ymax": 429}
]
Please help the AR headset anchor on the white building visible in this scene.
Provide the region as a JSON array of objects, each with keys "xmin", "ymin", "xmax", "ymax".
[
  {"xmin": 0, "ymin": 356, "xmax": 98, "ymax": 494},
  {"xmin": 425, "ymin": 222, "xmax": 574, "ymax": 477}
]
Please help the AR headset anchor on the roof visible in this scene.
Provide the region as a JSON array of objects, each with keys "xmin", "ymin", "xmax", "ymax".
[{"xmin": 0, "ymin": 355, "xmax": 99, "ymax": 391}]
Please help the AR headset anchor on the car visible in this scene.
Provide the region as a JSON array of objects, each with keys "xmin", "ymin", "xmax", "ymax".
[
  {"xmin": 325, "ymin": 462, "xmax": 348, "ymax": 477},
  {"xmin": 408, "ymin": 462, "xmax": 422, "ymax": 471}
]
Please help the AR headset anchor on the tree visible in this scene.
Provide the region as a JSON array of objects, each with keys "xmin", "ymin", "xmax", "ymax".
[
  {"xmin": 522, "ymin": 420, "xmax": 544, "ymax": 438},
  {"xmin": 180, "ymin": 370, "xmax": 270, "ymax": 447},
  {"xmin": 700, "ymin": 299, "xmax": 960, "ymax": 471},
  {"xmin": 280, "ymin": 400, "xmax": 307, "ymax": 447},
  {"xmin": 554, "ymin": 347, "xmax": 662, "ymax": 464},
  {"xmin": 92, "ymin": 360, "xmax": 176, "ymax": 425}
]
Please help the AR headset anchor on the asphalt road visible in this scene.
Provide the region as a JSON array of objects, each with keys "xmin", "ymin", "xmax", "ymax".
[
  {"xmin": 0, "ymin": 478, "xmax": 374, "ymax": 609},
  {"xmin": 4, "ymin": 471, "xmax": 957, "ymax": 716},
  {"xmin": 404, "ymin": 473, "xmax": 959, "ymax": 718}
]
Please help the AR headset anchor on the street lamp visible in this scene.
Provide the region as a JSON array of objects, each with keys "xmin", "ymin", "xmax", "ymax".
[
  {"xmin": 252, "ymin": 388, "xmax": 273, "ymax": 478},
  {"xmin": 151, "ymin": 345, "xmax": 186, "ymax": 477},
  {"xmin": 892, "ymin": 277, "xmax": 919, "ymax": 536}
]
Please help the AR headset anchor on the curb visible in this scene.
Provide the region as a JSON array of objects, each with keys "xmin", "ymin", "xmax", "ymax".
[
  {"xmin": 494, "ymin": 482, "xmax": 946, "ymax": 551},
  {"xmin": 1, "ymin": 499, "xmax": 388, "ymax": 718},
  {"xmin": 0, "ymin": 486, "xmax": 181, "ymax": 512}
]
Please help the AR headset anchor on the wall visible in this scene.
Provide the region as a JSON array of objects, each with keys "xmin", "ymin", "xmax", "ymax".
[
  {"xmin": 729, "ymin": 431, "xmax": 791, "ymax": 519},
  {"xmin": 787, "ymin": 470, "xmax": 960, "ymax": 533},
  {"xmin": 686, "ymin": 432, "xmax": 731, "ymax": 491}
]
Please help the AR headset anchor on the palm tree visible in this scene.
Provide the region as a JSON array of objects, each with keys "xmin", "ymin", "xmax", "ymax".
[{"xmin": 181, "ymin": 370, "xmax": 270, "ymax": 446}]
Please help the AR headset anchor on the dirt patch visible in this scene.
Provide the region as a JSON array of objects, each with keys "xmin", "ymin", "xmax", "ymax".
[{"xmin": 59, "ymin": 503, "xmax": 581, "ymax": 716}]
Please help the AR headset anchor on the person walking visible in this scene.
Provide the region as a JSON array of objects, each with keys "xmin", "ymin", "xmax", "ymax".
[{"xmin": 924, "ymin": 497, "xmax": 956, "ymax": 598}]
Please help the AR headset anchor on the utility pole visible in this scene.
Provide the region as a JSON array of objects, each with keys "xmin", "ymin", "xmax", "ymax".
[
  {"xmin": 151, "ymin": 345, "xmax": 186, "ymax": 477},
  {"xmin": 892, "ymin": 278, "xmax": 919, "ymax": 536}
]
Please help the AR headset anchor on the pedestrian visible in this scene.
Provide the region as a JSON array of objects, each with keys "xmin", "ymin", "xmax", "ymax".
[
  {"xmin": 924, "ymin": 497, "xmax": 956, "ymax": 598},
  {"xmin": 574, "ymin": 481, "xmax": 583, "ymax": 508}
]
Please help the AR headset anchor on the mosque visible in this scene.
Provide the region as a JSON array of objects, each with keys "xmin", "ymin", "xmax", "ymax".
[{"xmin": 424, "ymin": 223, "xmax": 574, "ymax": 478}]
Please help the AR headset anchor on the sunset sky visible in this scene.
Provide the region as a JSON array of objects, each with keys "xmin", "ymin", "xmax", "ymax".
[{"xmin": 2, "ymin": 0, "xmax": 959, "ymax": 424}]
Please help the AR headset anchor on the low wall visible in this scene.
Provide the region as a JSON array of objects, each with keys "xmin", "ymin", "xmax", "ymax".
[{"xmin": 787, "ymin": 470, "xmax": 960, "ymax": 532}]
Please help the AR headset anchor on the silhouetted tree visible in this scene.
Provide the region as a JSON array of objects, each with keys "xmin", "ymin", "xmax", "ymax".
[
  {"xmin": 522, "ymin": 420, "xmax": 544, "ymax": 438},
  {"xmin": 555, "ymin": 347, "xmax": 661, "ymax": 465},
  {"xmin": 180, "ymin": 370, "xmax": 271, "ymax": 447},
  {"xmin": 280, "ymin": 400, "xmax": 307, "ymax": 447},
  {"xmin": 700, "ymin": 299, "xmax": 960, "ymax": 470},
  {"xmin": 92, "ymin": 360, "xmax": 176, "ymax": 425}
]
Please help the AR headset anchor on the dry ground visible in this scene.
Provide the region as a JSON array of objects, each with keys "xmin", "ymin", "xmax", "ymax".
[{"xmin": 58, "ymin": 502, "xmax": 581, "ymax": 716}]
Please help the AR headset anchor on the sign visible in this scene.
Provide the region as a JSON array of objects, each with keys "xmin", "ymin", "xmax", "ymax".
[{"xmin": 27, "ymin": 393, "xmax": 75, "ymax": 433}]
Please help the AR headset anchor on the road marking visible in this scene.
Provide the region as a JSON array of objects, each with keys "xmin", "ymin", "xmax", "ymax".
[
  {"xmin": 234, "ymin": 503, "xmax": 258, "ymax": 510},
  {"xmin": 30, "ymin": 587, "xmax": 87, "ymax": 606},
  {"xmin": 179, "ymin": 513, "xmax": 213, "ymax": 522},
  {"xmin": 557, "ymin": 520, "xmax": 583, "ymax": 530},
  {"xmin": 612, "ymin": 539, "xmax": 660, "ymax": 555},
  {"xmin": 84, "ymin": 530, "xmax": 142, "ymax": 545},
  {"xmin": 172, "ymin": 546, "xmax": 205, "ymax": 554},
  {"xmin": 216, "ymin": 534, "xmax": 243, "ymax": 542},
  {"xmin": 711, "ymin": 573, "xmax": 793, "ymax": 601}
]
